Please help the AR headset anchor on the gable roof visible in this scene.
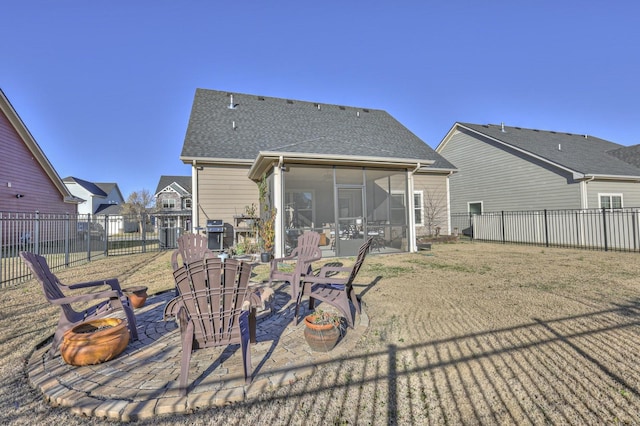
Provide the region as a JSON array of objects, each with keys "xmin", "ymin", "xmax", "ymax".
[
  {"xmin": 440, "ymin": 122, "xmax": 640, "ymax": 179},
  {"xmin": 95, "ymin": 182, "xmax": 124, "ymax": 201},
  {"xmin": 606, "ymin": 144, "xmax": 640, "ymax": 169},
  {"xmin": 155, "ymin": 175, "xmax": 192, "ymax": 196},
  {"xmin": 95, "ymin": 203, "xmax": 122, "ymax": 215},
  {"xmin": 0, "ymin": 88, "xmax": 76, "ymax": 202},
  {"xmin": 181, "ymin": 89, "xmax": 455, "ymax": 173},
  {"xmin": 63, "ymin": 176, "xmax": 108, "ymax": 197}
]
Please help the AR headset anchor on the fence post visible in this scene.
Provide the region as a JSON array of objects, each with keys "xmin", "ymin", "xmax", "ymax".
[
  {"xmin": 602, "ymin": 208, "xmax": 608, "ymax": 252},
  {"xmin": 34, "ymin": 211, "xmax": 40, "ymax": 255},
  {"xmin": 634, "ymin": 209, "xmax": 638, "ymax": 252},
  {"xmin": 103, "ymin": 215, "xmax": 109, "ymax": 257},
  {"xmin": 544, "ymin": 209, "xmax": 549, "ymax": 247},
  {"xmin": 0, "ymin": 214, "xmax": 3, "ymax": 280},
  {"xmin": 142, "ymin": 213, "xmax": 147, "ymax": 253},
  {"xmin": 501, "ymin": 211, "xmax": 505, "ymax": 244},
  {"xmin": 64, "ymin": 213, "xmax": 70, "ymax": 266},
  {"xmin": 86, "ymin": 213, "xmax": 92, "ymax": 261}
]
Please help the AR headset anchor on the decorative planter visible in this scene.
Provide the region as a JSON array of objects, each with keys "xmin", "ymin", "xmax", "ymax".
[
  {"xmin": 60, "ymin": 318, "xmax": 129, "ymax": 366},
  {"xmin": 260, "ymin": 252, "xmax": 272, "ymax": 263},
  {"xmin": 303, "ymin": 315, "xmax": 341, "ymax": 352},
  {"xmin": 123, "ymin": 286, "xmax": 148, "ymax": 308}
]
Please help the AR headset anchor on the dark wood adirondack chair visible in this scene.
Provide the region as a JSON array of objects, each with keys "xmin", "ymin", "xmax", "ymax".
[
  {"xmin": 301, "ymin": 237, "xmax": 373, "ymax": 329},
  {"xmin": 171, "ymin": 233, "xmax": 218, "ymax": 297},
  {"xmin": 268, "ymin": 231, "xmax": 322, "ymax": 324},
  {"xmin": 20, "ymin": 251, "xmax": 138, "ymax": 358},
  {"xmin": 171, "ymin": 233, "xmax": 213, "ymax": 271},
  {"xmin": 164, "ymin": 257, "xmax": 253, "ymax": 396}
]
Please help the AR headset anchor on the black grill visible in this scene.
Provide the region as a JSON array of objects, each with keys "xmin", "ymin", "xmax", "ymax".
[{"xmin": 206, "ymin": 219, "xmax": 224, "ymax": 250}]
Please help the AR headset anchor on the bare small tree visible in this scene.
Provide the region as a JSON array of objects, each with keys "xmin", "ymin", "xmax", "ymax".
[
  {"xmin": 423, "ymin": 188, "xmax": 446, "ymax": 236},
  {"xmin": 121, "ymin": 189, "xmax": 155, "ymax": 233}
]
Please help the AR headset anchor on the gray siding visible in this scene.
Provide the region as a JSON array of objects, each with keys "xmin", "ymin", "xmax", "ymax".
[
  {"xmin": 441, "ymin": 129, "xmax": 581, "ymax": 213},
  {"xmin": 585, "ymin": 181, "xmax": 640, "ymax": 209},
  {"xmin": 197, "ymin": 166, "xmax": 259, "ymax": 229}
]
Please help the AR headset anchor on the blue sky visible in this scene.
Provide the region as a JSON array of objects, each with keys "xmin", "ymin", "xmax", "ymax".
[{"xmin": 2, "ymin": 1, "xmax": 639, "ymax": 198}]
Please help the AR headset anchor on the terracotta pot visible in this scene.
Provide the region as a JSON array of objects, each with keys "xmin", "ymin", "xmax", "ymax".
[
  {"xmin": 303, "ymin": 315, "xmax": 341, "ymax": 352},
  {"xmin": 60, "ymin": 318, "xmax": 129, "ymax": 366},
  {"xmin": 123, "ymin": 286, "xmax": 148, "ymax": 308}
]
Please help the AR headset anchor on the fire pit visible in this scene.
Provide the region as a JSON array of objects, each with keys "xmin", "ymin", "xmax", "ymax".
[{"xmin": 60, "ymin": 318, "xmax": 129, "ymax": 366}]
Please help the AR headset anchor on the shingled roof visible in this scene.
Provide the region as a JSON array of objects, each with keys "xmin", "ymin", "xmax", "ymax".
[
  {"xmin": 457, "ymin": 123, "xmax": 640, "ymax": 178},
  {"xmin": 181, "ymin": 89, "xmax": 455, "ymax": 170},
  {"xmin": 63, "ymin": 176, "xmax": 107, "ymax": 197},
  {"xmin": 155, "ymin": 175, "xmax": 192, "ymax": 196}
]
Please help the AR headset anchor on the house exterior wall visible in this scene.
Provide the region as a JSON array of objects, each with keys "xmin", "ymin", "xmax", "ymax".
[
  {"xmin": 440, "ymin": 129, "xmax": 581, "ymax": 213},
  {"xmin": 413, "ymin": 173, "xmax": 450, "ymax": 235},
  {"xmin": 585, "ymin": 180, "xmax": 640, "ymax": 209},
  {"xmin": 156, "ymin": 191, "xmax": 182, "ymax": 211},
  {"xmin": 102, "ymin": 188, "xmax": 123, "ymax": 207},
  {"xmin": 65, "ymin": 183, "xmax": 95, "ymax": 215},
  {"xmin": 196, "ymin": 165, "xmax": 259, "ymax": 229},
  {"xmin": 0, "ymin": 109, "xmax": 75, "ymax": 215}
]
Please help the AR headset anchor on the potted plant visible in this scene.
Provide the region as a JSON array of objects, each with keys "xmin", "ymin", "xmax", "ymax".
[
  {"xmin": 303, "ymin": 308, "xmax": 343, "ymax": 352},
  {"xmin": 258, "ymin": 207, "xmax": 276, "ymax": 262},
  {"xmin": 257, "ymin": 173, "xmax": 276, "ymax": 262},
  {"xmin": 243, "ymin": 203, "xmax": 258, "ymax": 229}
]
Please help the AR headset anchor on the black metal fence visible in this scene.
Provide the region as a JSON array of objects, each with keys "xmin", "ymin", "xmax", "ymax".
[
  {"xmin": 452, "ymin": 208, "xmax": 640, "ymax": 252},
  {"xmin": 0, "ymin": 211, "xmax": 177, "ymax": 288}
]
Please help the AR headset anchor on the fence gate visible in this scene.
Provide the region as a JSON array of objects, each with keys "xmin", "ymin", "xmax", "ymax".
[{"xmin": 159, "ymin": 226, "xmax": 182, "ymax": 249}]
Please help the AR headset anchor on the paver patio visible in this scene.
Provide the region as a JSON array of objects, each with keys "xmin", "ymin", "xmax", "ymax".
[{"xmin": 25, "ymin": 282, "xmax": 368, "ymax": 422}]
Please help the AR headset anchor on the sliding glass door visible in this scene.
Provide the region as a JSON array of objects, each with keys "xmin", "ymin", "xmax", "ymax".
[{"xmin": 335, "ymin": 186, "xmax": 365, "ymax": 256}]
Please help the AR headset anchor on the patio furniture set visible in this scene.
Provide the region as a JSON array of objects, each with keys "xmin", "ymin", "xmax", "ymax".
[{"xmin": 20, "ymin": 231, "xmax": 373, "ymax": 396}]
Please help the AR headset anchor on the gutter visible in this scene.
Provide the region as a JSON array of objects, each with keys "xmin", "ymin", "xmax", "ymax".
[{"xmin": 248, "ymin": 151, "xmax": 435, "ymax": 180}]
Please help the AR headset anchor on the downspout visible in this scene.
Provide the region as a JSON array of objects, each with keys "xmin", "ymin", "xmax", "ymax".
[
  {"xmin": 580, "ymin": 176, "xmax": 595, "ymax": 209},
  {"xmin": 191, "ymin": 160, "xmax": 199, "ymax": 233},
  {"xmin": 274, "ymin": 156, "xmax": 284, "ymax": 258},
  {"xmin": 407, "ymin": 162, "xmax": 421, "ymax": 253},
  {"xmin": 446, "ymin": 170, "xmax": 453, "ymax": 234}
]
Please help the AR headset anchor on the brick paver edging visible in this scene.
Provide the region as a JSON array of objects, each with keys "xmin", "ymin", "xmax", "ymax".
[{"xmin": 26, "ymin": 284, "xmax": 368, "ymax": 421}]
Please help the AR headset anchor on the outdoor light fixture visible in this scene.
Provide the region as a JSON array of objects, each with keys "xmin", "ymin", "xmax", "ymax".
[{"xmin": 15, "ymin": 194, "xmax": 24, "ymax": 198}]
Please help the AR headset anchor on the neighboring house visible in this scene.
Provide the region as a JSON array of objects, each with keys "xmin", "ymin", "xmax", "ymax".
[
  {"xmin": 63, "ymin": 177, "xmax": 126, "ymax": 234},
  {"xmin": 436, "ymin": 122, "xmax": 640, "ymax": 214},
  {"xmin": 154, "ymin": 175, "xmax": 192, "ymax": 232},
  {"xmin": 180, "ymin": 88, "xmax": 456, "ymax": 257},
  {"xmin": 63, "ymin": 177, "xmax": 124, "ymax": 215},
  {"xmin": 0, "ymin": 88, "xmax": 79, "ymax": 215}
]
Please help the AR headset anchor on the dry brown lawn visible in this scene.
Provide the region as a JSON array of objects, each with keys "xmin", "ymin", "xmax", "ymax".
[{"xmin": 2, "ymin": 242, "xmax": 640, "ymax": 424}]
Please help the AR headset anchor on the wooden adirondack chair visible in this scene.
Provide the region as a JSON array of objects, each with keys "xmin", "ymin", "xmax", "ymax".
[
  {"xmin": 171, "ymin": 233, "xmax": 219, "ymax": 297},
  {"xmin": 301, "ymin": 237, "xmax": 373, "ymax": 329},
  {"xmin": 20, "ymin": 251, "xmax": 138, "ymax": 358},
  {"xmin": 164, "ymin": 257, "xmax": 253, "ymax": 396},
  {"xmin": 171, "ymin": 233, "xmax": 213, "ymax": 271},
  {"xmin": 268, "ymin": 231, "xmax": 322, "ymax": 324}
]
